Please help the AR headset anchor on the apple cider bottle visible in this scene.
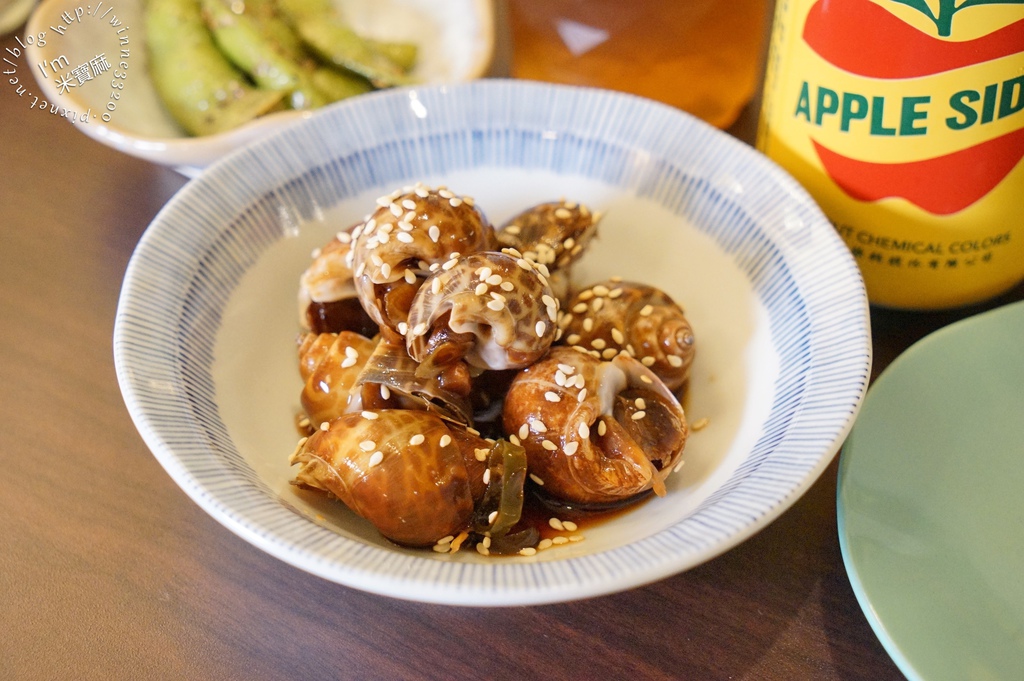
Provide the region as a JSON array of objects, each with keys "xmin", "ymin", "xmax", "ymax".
[{"xmin": 757, "ymin": 0, "xmax": 1024, "ymax": 309}]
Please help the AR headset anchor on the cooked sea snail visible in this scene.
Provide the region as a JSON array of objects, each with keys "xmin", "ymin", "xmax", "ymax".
[
  {"xmin": 353, "ymin": 335, "xmax": 475, "ymax": 426},
  {"xmin": 290, "ymin": 409, "xmax": 527, "ymax": 548},
  {"xmin": 290, "ymin": 185, "xmax": 696, "ymax": 554},
  {"xmin": 298, "ymin": 228, "xmax": 377, "ymax": 336},
  {"xmin": 349, "ymin": 184, "xmax": 497, "ymax": 335},
  {"xmin": 495, "ymin": 199, "xmax": 602, "ymax": 302},
  {"xmin": 297, "ymin": 331, "xmax": 378, "ymax": 427},
  {"xmin": 502, "ymin": 346, "xmax": 688, "ymax": 505},
  {"xmin": 405, "ymin": 251, "xmax": 559, "ymax": 374},
  {"xmin": 557, "ymin": 279, "xmax": 695, "ymax": 392}
]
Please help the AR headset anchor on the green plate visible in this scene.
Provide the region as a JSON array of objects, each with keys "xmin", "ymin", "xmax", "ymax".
[{"xmin": 839, "ymin": 301, "xmax": 1024, "ymax": 680}]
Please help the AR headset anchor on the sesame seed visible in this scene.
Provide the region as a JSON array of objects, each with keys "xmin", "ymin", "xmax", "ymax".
[
  {"xmin": 641, "ymin": 356, "xmax": 656, "ymax": 367},
  {"xmin": 635, "ymin": 398, "xmax": 647, "ymax": 409},
  {"xmin": 368, "ymin": 451, "xmax": 384, "ymax": 467},
  {"xmin": 578, "ymin": 290, "xmax": 594, "ymax": 301},
  {"xmin": 485, "ymin": 274, "xmax": 502, "ymax": 286},
  {"xmin": 487, "ymin": 299, "xmax": 505, "ymax": 312},
  {"xmin": 566, "ymin": 333, "xmax": 581, "ymax": 345},
  {"xmin": 341, "ymin": 357, "xmax": 358, "ymax": 368},
  {"xmin": 602, "ymin": 348, "xmax": 617, "ymax": 359},
  {"xmin": 562, "ymin": 520, "xmax": 578, "ymax": 532},
  {"xmin": 409, "ymin": 434, "xmax": 425, "ymax": 446},
  {"xmin": 412, "ymin": 322, "xmax": 427, "ymax": 336},
  {"xmin": 674, "ymin": 459, "xmax": 686, "ymax": 473},
  {"xmin": 475, "ymin": 448, "xmax": 489, "ymax": 461},
  {"xmin": 692, "ymin": 417, "xmax": 710, "ymax": 431},
  {"xmin": 442, "ymin": 259, "xmax": 459, "ymax": 271},
  {"xmin": 429, "ymin": 263, "xmax": 440, "ymax": 272},
  {"xmin": 538, "ymin": 539, "xmax": 553, "ymax": 550},
  {"xmin": 398, "ymin": 322, "xmax": 409, "ymax": 335},
  {"xmin": 554, "ymin": 207, "xmax": 572, "ymax": 219},
  {"xmin": 552, "ymin": 536, "xmax": 569, "ymax": 545},
  {"xmin": 640, "ymin": 375, "xmax": 653, "ymax": 384},
  {"xmin": 569, "ymin": 535, "xmax": 585, "ymax": 543},
  {"xmin": 501, "ymin": 247, "xmax": 523, "ymax": 258},
  {"xmin": 509, "ymin": 434, "xmax": 520, "ymax": 446},
  {"xmin": 475, "ymin": 283, "xmax": 489, "ymax": 295},
  {"xmin": 598, "ymin": 419, "xmax": 607, "ymax": 436},
  {"xmin": 582, "ymin": 318, "xmax": 594, "ymax": 332},
  {"xmin": 415, "ymin": 187, "xmax": 430, "ymax": 198},
  {"xmin": 438, "ymin": 189, "xmax": 454, "ymax": 199},
  {"xmin": 370, "ymin": 253, "xmax": 383, "ymax": 267},
  {"xmin": 572, "ymin": 302, "xmax": 588, "ymax": 314},
  {"xmin": 297, "ymin": 417, "xmax": 310, "ymax": 428},
  {"xmin": 516, "ymin": 258, "xmax": 533, "ymax": 271},
  {"xmin": 571, "ymin": 345, "xmax": 590, "ymax": 354},
  {"xmin": 668, "ymin": 354, "xmax": 684, "ymax": 367},
  {"xmin": 578, "ymin": 423, "xmax": 590, "ymax": 439},
  {"xmin": 320, "ymin": 421, "xmax": 330, "ymax": 431},
  {"xmin": 439, "ymin": 434, "xmax": 452, "ymax": 447},
  {"xmin": 563, "ymin": 237, "xmax": 575, "ymax": 250},
  {"xmin": 398, "ymin": 220, "xmax": 414, "ymax": 231},
  {"xmin": 632, "ymin": 411, "xmax": 647, "ymax": 420},
  {"xmin": 359, "ymin": 440, "xmax": 376, "ymax": 451},
  {"xmin": 431, "ymin": 277, "xmax": 442, "ymax": 295},
  {"xmin": 563, "ymin": 441, "xmax": 579, "ymax": 455},
  {"xmin": 361, "ymin": 411, "xmax": 379, "ymax": 420},
  {"xmin": 555, "ymin": 371, "xmax": 567, "ymax": 387},
  {"xmin": 355, "ymin": 262, "xmax": 366, "ymax": 278},
  {"xmin": 591, "ymin": 338, "xmax": 606, "ymax": 350},
  {"xmin": 544, "ymin": 391, "xmax": 561, "ymax": 403},
  {"xmin": 611, "ymin": 328, "xmax": 625, "ymax": 345},
  {"xmin": 482, "ymin": 468, "xmax": 491, "ymax": 485},
  {"xmin": 449, "ymin": 197, "xmax": 463, "ymax": 207},
  {"xmin": 529, "ymin": 473, "xmax": 545, "ymax": 487},
  {"xmin": 504, "ymin": 224, "xmax": 521, "ymax": 235},
  {"xmin": 593, "ymin": 285, "xmax": 610, "ymax": 297},
  {"xmin": 404, "ymin": 268, "xmax": 416, "ymax": 284},
  {"xmin": 336, "ymin": 231, "xmax": 352, "ymax": 243},
  {"xmin": 501, "ymin": 281, "xmax": 515, "ymax": 292},
  {"xmin": 519, "ymin": 547, "xmax": 537, "ymax": 556},
  {"xmin": 592, "ymin": 298, "xmax": 605, "ymax": 312},
  {"xmin": 541, "ymin": 439, "xmax": 558, "ymax": 452},
  {"xmin": 573, "ymin": 375, "xmax": 586, "ymax": 388},
  {"xmin": 549, "ymin": 517, "xmax": 565, "ymax": 531},
  {"xmin": 577, "ymin": 388, "xmax": 588, "ymax": 402},
  {"xmin": 518, "ymin": 423, "xmax": 529, "ymax": 440},
  {"xmin": 533, "ymin": 420, "xmax": 547, "ymax": 432},
  {"xmin": 476, "ymin": 543, "xmax": 490, "ymax": 556},
  {"xmin": 397, "ymin": 232, "xmax": 414, "ymax": 244},
  {"xmin": 389, "ymin": 203, "xmax": 403, "ymax": 217},
  {"xmin": 534, "ymin": 320, "xmax": 547, "ymax": 337},
  {"xmin": 401, "ymin": 199, "xmax": 417, "ymax": 210},
  {"xmin": 310, "ymin": 247, "xmax": 322, "ymax": 259},
  {"xmin": 640, "ymin": 304, "xmax": 654, "ymax": 316},
  {"xmin": 432, "ymin": 544, "xmax": 449, "ymax": 553},
  {"xmin": 345, "ymin": 346, "xmax": 358, "ymax": 358},
  {"xmin": 489, "ymin": 291, "xmax": 506, "ymax": 302},
  {"xmin": 428, "ymin": 225, "xmax": 440, "ymax": 242}
]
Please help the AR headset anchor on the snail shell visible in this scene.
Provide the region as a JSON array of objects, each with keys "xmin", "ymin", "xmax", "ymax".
[
  {"xmin": 406, "ymin": 251, "xmax": 559, "ymax": 372},
  {"xmin": 495, "ymin": 199, "xmax": 601, "ymax": 272},
  {"xmin": 298, "ymin": 331, "xmax": 378, "ymax": 426},
  {"xmin": 502, "ymin": 346, "xmax": 687, "ymax": 505},
  {"xmin": 349, "ymin": 184, "xmax": 496, "ymax": 335},
  {"xmin": 558, "ymin": 280, "xmax": 695, "ymax": 392},
  {"xmin": 289, "ymin": 409, "xmax": 489, "ymax": 546},
  {"xmin": 354, "ymin": 335, "xmax": 475, "ymax": 426},
  {"xmin": 298, "ymin": 228, "xmax": 377, "ymax": 336}
]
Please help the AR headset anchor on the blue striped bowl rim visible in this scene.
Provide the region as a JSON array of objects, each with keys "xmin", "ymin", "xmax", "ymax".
[{"xmin": 114, "ymin": 80, "xmax": 871, "ymax": 605}]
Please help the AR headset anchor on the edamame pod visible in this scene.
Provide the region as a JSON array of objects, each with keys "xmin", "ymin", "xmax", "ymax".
[
  {"xmin": 144, "ymin": 0, "xmax": 285, "ymax": 136},
  {"xmin": 201, "ymin": 0, "xmax": 325, "ymax": 109},
  {"xmin": 276, "ymin": 0, "xmax": 416, "ymax": 87}
]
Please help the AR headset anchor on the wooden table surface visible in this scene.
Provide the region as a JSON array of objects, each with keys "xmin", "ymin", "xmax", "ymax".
[{"xmin": 3, "ymin": 18, "xmax": 1023, "ymax": 680}]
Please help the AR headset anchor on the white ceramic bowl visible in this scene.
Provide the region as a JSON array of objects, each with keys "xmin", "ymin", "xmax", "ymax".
[
  {"xmin": 114, "ymin": 80, "xmax": 872, "ymax": 606},
  {"xmin": 24, "ymin": 0, "xmax": 493, "ymax": 174}
]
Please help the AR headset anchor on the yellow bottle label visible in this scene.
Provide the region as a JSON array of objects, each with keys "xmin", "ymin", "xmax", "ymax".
[{"xmin": 758, "ymin": 0, "xmax": 1024, "ymax": 309}]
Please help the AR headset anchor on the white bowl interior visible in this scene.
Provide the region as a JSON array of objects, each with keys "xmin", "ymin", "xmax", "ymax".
[{"xmin": 114, "ymin": 81, "xmax": 871, "ymax": 605}]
